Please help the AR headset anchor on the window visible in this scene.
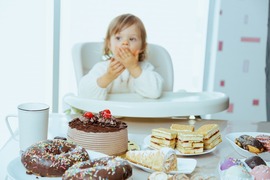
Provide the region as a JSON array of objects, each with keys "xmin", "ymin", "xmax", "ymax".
[
  {"xmin": 0, "ymin": 0, "xmax": 53, "ymax": 148},
  {"xmin": 59, "ymin": 0, "xmax": 210, "ymax": 111},
  {"xmin": 0, "ymin": 0, "xmax": 209, "ymax": 147}
]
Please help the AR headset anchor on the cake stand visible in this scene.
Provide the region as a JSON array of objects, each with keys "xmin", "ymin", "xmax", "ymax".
[{"xmin": 64, "ymin": 91, "xmax": 229, "ymax": 117}]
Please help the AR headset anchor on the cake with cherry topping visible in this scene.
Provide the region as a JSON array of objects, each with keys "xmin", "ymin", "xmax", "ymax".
[{"xmin": 67, "ymin": 109, "xmax": 128, "ymax": 156}]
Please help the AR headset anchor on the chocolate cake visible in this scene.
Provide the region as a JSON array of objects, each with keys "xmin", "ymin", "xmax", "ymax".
[{"xmin": 67, "ymin": 109, "xmax": 128, "ymax": 156}]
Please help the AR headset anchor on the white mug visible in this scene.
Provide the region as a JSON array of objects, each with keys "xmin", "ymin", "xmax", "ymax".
[{"xmin": 5, "ymin": 102, "xmax": 49, "ymax": 153}]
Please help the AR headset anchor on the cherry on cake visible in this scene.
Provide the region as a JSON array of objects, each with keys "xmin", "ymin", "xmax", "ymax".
[{"xmin": 67, "ymin": 109, "xmax": 128, "ymax": 156}]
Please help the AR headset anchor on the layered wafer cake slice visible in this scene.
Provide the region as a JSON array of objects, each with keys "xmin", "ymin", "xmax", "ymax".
[
  {"xmin": 196, "ymin": 124, "xmax": 222, "ymax": 150},
  {"xmin": 176, "ymin": 131, "xmax": 204, "ymax": 154},
  {"xmin": 150, "ymin": 128, "xmax": 178, "ymax": 149},
  {"xmin": 126, "ymin": 147, "xmax": 177, "ymax": 172},
  {"xmin": 170, "ymin": 124, "xmax": 194, "ymax": 132}
]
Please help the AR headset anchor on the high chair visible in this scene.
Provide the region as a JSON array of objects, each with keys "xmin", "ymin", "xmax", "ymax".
[
  {"xmin": 72, "ymin": 42, "xmax": 174, "ymax": 91},
  {"xmin": 64, "ymin": 42, "xmax": 229, "ymax": 117}
]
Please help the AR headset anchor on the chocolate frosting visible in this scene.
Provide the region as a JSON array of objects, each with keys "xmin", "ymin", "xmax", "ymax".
[
  {"xmin": 69, "ymin": 112, "xmax": 127, "ymax": 133},
  {"xmin": 245, "ymin": 156, "xmax": 266, "ymax": 169},
  {"xmin": 235, "ymin": 135, "xmax": 264, "ymax": 151},
  {"xmin": 21, "ymin": 139, "xmax": 89, "ymax": 177},
  {"xmin": 62, "ymin": 156, "xmax": 132, "ymax": 180}
]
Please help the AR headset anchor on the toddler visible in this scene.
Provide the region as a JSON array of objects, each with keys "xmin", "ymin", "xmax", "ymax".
[{"xmin": 79, "ymin": 14, "xmax": 164, "ymax": 100}]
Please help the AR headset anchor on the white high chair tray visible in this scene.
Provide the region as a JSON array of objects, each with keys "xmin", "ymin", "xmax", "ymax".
[{"xmin": 64, "ymin": 91, "xmax": 229, "ymax": 117}]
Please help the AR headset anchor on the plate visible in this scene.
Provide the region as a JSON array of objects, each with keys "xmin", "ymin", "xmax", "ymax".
[
  {"xmin": 226, "ymin": 132, "xmax": 270, "ymax": 161},
  {"xmin": 144, "ymin": 135, "xmax": 217, "ymax": 156},
  {"xmin": 7, "ymin": 150, "xmax": 107, "ymax": 180},
  {"xmin": 129, "ymin": 158, "xmax": 197, "ymax": 174}
]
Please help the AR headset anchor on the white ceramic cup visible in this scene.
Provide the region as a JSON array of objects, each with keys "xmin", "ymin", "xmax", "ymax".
[{"xmin": 5, "ymin": 103, "xmax": 49, "ymax": 153}]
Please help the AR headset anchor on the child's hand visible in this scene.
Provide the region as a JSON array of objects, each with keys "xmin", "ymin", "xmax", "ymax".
[
  {"xmin": 97, "ymin": 58, "xmax": 125, "ymax": 88},
  {"xmin": 116, "ymin": 47, "xmax": 139, "ymax": 69},
  {"xmin": 107, "ymin": 58, "xmax": 125, "ymax": 79},
  {"xmin": 115, "ymin": 47, "xmax": 142, "ymax": 78}
]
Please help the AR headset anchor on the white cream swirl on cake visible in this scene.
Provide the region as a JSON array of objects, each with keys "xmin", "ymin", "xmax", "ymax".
[{"xmin": 67, "ymin": 109, "xmax": 128, "ymax": 156}]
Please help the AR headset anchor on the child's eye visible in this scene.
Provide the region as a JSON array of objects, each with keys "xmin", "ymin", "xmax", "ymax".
[
  {"xmin": 130, "ymin": 37, "xmax": 136, "ymax": 41},
  {"xmin": 116, "ymin": 36, "xmax": 121, "ymax": 40}
]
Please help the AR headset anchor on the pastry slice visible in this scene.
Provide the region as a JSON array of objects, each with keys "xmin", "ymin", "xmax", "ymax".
[
  {"xmin": 150, "ymin": 139, "xmax": 175, "ymax": 149},
  {"xmin": 151, "ymin": 128, "xmax": 178, "ymax": 139},
  {"xmin": 196, "ymin": 124, "xmax": 222, "ymax": 149},
  {"xmin": 150, "ymin": 128, "xmax": 177, "ymax": 149},
  {"xmin": 196, "ymin": 124, "xmax": 219, "ymax": 139},
  {"xmin": 126, "ymin": 147, "xmax": 177, "ymax": 173},
  {"xmin": 176, "ymin": 132, "xmax": 204, "ymax": 154},
  {"xmin": 204, "ymin": 136, "xmax": 222, "ymax": 150}
]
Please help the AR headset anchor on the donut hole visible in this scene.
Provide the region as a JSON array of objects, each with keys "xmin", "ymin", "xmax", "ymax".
[{"xmin": 44, "ymin": 145, "xmax": 71, "ymax": 155}]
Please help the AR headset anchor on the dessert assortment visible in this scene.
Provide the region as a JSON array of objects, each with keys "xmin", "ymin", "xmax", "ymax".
[
  {"xmin": 9, "ymin": 107, "xmax": 270, "ymax": 179},
  {"xmin": 219, "ymin": 156, "xmax": 270, "ymax": 179},
  {"xmin": 149, "ymin": 124, "xmax": 222, "ymax": 154},
  {"xmin": 67, "ymin": 109, "xmax": 128, "ymax": 156},
  {"xmin": 235, "ymin": 134, "xmax": 270, "ymax": 153},
  {"xmin": 17, "ymin": 109, "xmax": 133, "ymax": 179},
  {"xmin": 226, "ymin": 132, "xmax": 270, "ymax": 161}
]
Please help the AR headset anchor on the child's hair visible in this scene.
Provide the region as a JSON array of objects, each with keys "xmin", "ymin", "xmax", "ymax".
[{"xmin": 103, "ymin": 14, "xmax": 147, "ymax": 61}]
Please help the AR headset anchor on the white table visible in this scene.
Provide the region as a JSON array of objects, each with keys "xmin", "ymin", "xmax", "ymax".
[{"xmin": 1, "ymin": 113, "xmax": 270, "ymax": 179}]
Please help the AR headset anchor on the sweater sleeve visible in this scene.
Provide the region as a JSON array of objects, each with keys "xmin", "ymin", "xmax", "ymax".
[
  {"xmin": 132, "ymin": 62, "xmax": 164, "ymax": 98},
  {"xmin": 78, "ymin": 61, "xmax": 110, "ymax": 100}
]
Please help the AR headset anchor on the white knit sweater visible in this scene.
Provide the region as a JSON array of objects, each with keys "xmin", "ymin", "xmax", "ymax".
[{"xmin": 78, "ymin": 60, "xmax": 164, "ymax": 100}]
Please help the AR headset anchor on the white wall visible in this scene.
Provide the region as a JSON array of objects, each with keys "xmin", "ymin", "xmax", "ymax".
[{"xmin": 206, "ymin": 0, "xmax": 268, "ymax": 121}]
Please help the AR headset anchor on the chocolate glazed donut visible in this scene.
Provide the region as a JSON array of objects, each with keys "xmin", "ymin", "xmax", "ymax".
[
  {"xmin": 62, "ymin": 156, "xmax": 132, "ymax": 180},
  {"xmin": 21, "ymin": 139, "xmax": 89, "ymax": 177}
]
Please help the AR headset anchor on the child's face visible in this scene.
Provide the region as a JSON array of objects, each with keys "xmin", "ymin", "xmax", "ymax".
[{"xmin": 109, "ymin": 24, "xmax": 143, "ymax": 57}]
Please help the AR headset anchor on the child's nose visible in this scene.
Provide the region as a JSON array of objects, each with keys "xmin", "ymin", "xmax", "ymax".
[{"xmin": 122, "ymin": 40, "xmax": 128, "ymax": 46}]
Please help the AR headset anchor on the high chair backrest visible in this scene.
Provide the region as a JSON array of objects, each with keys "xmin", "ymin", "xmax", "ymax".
[{"xmin": 72, "ymin": 42, "xmax": 174, "ymax": 91}]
